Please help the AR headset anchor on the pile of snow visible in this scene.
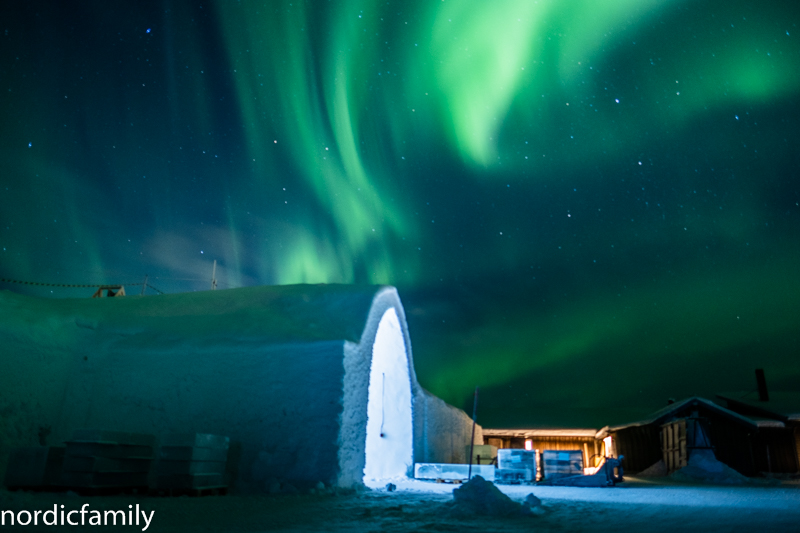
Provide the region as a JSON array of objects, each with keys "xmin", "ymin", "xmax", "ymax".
[
  {"xmin": 448, "ymin": 476, "xmax": 540, "ymax": 517},
  {"xmin": 671, "ymin": 450, "xmax": 750, "ymax": 485}
]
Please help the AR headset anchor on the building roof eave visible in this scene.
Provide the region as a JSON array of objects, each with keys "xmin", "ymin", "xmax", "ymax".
[
  {"xmin": 600, "ymin": 397, "xmax": 759, "ymax": 436},
  {"xmin": 482, "ymin": 428, "xmax": 599, "ymax": 438}
]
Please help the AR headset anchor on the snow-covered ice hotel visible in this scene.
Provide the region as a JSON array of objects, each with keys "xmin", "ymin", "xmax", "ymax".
[{"xmin": 0, "ymin": 284, "xmax": 480, "ymax": 491}]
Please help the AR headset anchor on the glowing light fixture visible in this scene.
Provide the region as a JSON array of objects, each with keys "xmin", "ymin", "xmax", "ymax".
[{"xmin": 603, "ymin": 436, "xmax": 613, "ymax": 457}]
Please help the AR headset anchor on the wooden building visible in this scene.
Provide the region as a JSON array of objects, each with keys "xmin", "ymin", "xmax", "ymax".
[
  {"xmin": 597, "ymin": 397, "xmax": 800, "ymax": 476},
  {"xmin": 716, "ymin": 395, "xmax": 800, "ymax": 475},
  {"xmin": 482, "ymin": 428, "xmax": 603, "ymax": 471}
]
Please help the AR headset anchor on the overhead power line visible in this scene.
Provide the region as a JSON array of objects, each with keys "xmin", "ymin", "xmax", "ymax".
[
  {"xmin": 0, "ymin": 277, "xmax": 164, "ymax": 294},
  {"xmin": 0, "ymin": 278, "xmax": 143, "ymax": 288}
]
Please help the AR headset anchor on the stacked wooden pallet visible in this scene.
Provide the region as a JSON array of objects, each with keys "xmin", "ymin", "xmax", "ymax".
[
  {"xmin": 155, "ymin": 433, "xmax": 229, "ymax": 493},
  {"xmin": 61, "ymin": 430, "xmax": 155, "ymax": 493}
]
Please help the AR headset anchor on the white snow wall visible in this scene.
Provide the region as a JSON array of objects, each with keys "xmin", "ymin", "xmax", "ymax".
[
  {"xmin": 0, "ymin": 285, "xmax": 480, "ymax": 490},
  {"xmin": 414, "ymin": 388, "xmax": 484, "ymax": 464}
]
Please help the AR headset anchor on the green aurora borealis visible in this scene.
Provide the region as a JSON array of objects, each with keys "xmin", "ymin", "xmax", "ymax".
[{"xmin": 2, "ymin": 0, "xmax": 799, "ymax": 427}]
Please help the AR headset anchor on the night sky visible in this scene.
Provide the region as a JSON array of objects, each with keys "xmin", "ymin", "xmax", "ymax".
[{"xmin": 2, "ymin": 0, "xmax": 799, "ymax": 428}]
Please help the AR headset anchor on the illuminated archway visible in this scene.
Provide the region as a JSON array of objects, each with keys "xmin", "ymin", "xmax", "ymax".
[{"xmin": 363, "ymin": 307, "xmax": 413, "ymax": 480}]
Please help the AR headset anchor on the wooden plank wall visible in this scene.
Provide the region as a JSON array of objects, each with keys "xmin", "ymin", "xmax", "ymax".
[
  {"xmin": 613, "ymin": 425, "xmax": 662, "ymax": 474},
  {"xmin": 702, "ymin": 410, "xmax": 757, "ymax": 476},
  {"xmin": 753, "ymin": 427, "xmax": 800, "ymax": 474},
  {"xmin": 661, "ymin": 419, "xmax": 687, "ymax": 473},
  {"xmin": 796, "ymin": 427, "xmax": 800, "ymax": 470}
]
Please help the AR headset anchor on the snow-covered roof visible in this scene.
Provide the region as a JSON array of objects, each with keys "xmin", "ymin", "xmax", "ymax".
[
  {"xmin": 715, "ymin": 391, "xmax": 800, "ymax": 420},
  {"xmin": 596, "ymin": 396, "xmax": 758, "ymax": 439},
  {"xmin": 755, "ymin": 420, "xmax": 786, "ymax": 428},
  {"xmin": 0, "ymin": 284, "xmax": 388, "ymax": 344}
]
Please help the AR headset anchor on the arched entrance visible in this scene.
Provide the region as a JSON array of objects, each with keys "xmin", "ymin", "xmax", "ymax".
[{"xmin": 363, "ymin": 307, "xmax": 413, "ymax": 480}]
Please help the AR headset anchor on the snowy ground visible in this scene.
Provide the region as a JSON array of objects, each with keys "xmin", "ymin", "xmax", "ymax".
[{"xmin": 2, "ymin": 477, "xmax": 799, "ymax": 532}]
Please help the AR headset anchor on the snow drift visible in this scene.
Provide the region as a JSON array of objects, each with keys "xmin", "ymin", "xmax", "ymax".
[{"xmin": 670, "ymin": 449, "xmax": 751, "ymax": 485}]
